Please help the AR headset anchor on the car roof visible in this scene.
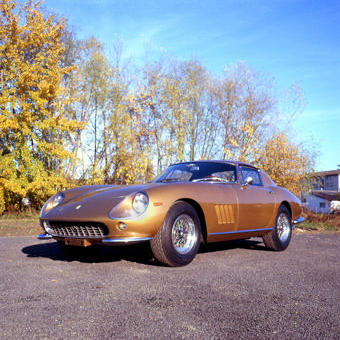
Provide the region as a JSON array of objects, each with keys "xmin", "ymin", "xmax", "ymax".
[{"xmin": 171, "ymin": 160, "xmax": 258, "ymax": 170}]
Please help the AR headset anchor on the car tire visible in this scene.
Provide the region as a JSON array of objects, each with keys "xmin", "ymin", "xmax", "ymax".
[
  {"xmin": 150, "ymin": 201, "xmax": 201, "ymax": 266},
  {"xmin": 262, "ymin": 205, "xmax": 292, "ymax": 251}
]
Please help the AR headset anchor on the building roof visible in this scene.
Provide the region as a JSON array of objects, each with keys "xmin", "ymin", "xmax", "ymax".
[
  {"xmin": 313, "ymin": 169, "xmax": 340, "ymax": 177},
  {"xmin": 311, "ymin": 190, "xmax": 339, "ymax": 201}
]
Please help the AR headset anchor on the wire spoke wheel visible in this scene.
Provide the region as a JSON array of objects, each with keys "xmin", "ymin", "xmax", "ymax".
[
  {"xmin": 263, "ymin": 205, "xmax": 292, "ymax": 251},
  {"xmin": 150, "ymin": 201, "xmax": 201, "ymax": 266},
  {"xmin": 171, "ymin": 214, "xmax": 198, "ymax": 255},
  {"xmin": 276, "ymin": 213, "xmax": 291, "ymax": 242}
]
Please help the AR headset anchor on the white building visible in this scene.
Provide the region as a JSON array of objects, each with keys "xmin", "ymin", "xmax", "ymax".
[{"xmin": 302, "ymin": 169, "xmax": 340, "ymax": 213}]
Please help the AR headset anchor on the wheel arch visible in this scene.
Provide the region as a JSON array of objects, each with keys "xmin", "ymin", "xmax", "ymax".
[
  {"xmin": 280, "ymin": 200, "xmax": 292, "ymax": 218},
  {"xmin": 176, "ymin": 198, "xmax": 207, "ymax": 243}
]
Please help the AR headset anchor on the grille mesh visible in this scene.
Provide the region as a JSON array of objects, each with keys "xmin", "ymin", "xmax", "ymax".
[{"xmin": 47, "ymin": 221, "xmax": 108, "ymax": 238}]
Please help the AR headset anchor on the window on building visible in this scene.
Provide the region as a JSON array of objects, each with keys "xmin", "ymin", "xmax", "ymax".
[{"xmin": 320, "ymin": 202, "xmax": 326, "ymax": 208}]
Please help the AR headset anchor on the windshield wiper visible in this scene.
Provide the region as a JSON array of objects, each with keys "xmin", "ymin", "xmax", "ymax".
[{"xmin": 192, "ymin": 177, "xmax": 230, "ymax": 183}]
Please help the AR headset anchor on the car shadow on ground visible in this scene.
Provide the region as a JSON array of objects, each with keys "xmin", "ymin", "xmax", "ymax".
[
  {"xmin": 200, "ymin": 238, "xmax": 267, "ymax": 254},
  {"xmin": 22, "ymin": 237, "xmax": 268, "ymax": 266},
  {"xmin": 22, "ymin": 241, "xmax": 157, "ymax": 265}
]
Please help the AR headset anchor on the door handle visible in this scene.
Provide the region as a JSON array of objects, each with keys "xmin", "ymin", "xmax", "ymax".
[{"xmin": 267, "ymin": 190, "xmax": 273, "ymax": 194}]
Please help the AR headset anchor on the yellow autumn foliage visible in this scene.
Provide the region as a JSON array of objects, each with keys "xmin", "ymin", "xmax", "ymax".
[
  {"xmin": 0, "ymin": 0, "xmax": 83, "ymax": 212},
  {"xmin": 254, "ymin": 133, "xmax": 314, "ymax": 196}
]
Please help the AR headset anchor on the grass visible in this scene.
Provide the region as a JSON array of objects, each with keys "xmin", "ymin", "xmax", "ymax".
[
  {"xmin": 295, "ymin": 211, "xmax": 340, "ymax": 233},
  {"xmin": 297, "ymin": 220, "xmax": 338, "ymax": 232},
  {"xmin": 0, "ymin": 209, "xmax": 40, "ymax": 220},
  {"xmin": 0, "ymin": 211, "xmax": 41, "ymax": 236}
]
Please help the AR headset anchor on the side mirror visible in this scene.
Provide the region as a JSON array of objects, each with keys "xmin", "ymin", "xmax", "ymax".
[{"xmin": 243, "ymin": 176, "xmax": 253, "ymax": 186}]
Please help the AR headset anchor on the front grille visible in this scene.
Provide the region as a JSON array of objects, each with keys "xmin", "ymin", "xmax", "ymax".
[{"xmin": 47, "ymin": 221, "xmax": 108, "ymax": 238}]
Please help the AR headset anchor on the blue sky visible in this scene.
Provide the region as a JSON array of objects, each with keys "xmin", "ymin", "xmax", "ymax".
[{"xmin": 44, "ymin": 0, "xmax": 340, "ymax": 171}]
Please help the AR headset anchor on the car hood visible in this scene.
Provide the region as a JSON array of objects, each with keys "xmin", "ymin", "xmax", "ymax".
[{"xmin": 41, "ymin": 183, "xmax": 160, "ymax": 221}]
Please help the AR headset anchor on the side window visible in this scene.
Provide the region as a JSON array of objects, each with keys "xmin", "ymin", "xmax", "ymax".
[
  {"xmin": 240, "ymin": 166, "xmax": 262, "ymax": 186},
  {"xmin": 211, "ymin": 170, "xmax": 236, "ymax": 183}
]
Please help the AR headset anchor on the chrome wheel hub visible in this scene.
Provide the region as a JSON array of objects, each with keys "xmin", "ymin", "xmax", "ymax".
[
  {"xmin": 277, "ymin": 213, "xmax": 291, "ymax": 242},
  {"xmin": 171, "ymin": 214, "xmax": 197, "ymax": 255}
]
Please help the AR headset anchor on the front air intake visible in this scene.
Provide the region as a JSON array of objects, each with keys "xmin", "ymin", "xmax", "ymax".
[{"xmin": 46, "ymin": 221, "xmax": 108, "ymax": 238}]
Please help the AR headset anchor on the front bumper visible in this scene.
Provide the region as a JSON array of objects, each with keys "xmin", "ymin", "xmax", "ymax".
[
  {"xmin": 102, "ymin": 237, "xmax": 152, "ymax": 244},
  {"xmin": 293, "ymin": 217, "xmax": 305, "ymax": 224},
  {"xmin": 37, "ymin": 233, "xmax": 152, "ymax": 245},
  {"xmin": 37, "ymin": 233, "xmax": 53, "ymax": 240}
]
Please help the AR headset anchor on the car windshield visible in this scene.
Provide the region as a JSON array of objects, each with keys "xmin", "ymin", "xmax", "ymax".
[{"xmin": 153, "ymin": 162, "xmax": 237, "ymax": 183}]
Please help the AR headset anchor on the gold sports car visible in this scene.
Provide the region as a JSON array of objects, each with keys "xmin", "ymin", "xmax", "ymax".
[{"xmin": 38, "ymin": 160, "xmax": 304, "ymax": 266}]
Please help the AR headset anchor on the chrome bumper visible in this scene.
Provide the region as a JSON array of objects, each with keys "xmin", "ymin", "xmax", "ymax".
[
  {"xmin": 293, "ymin": 217, "xmax": 305, "ymax": 224},
  {"xmin": 37, "ymin": 233, "xmax": 53, "ymax": 240},
  {"xmin": 37, "ymin": 233, "xmax": 152, "ymax": 244},
  {"xmin": 102, "ymin": 237, "xmax": 152, "ymax": 244}
]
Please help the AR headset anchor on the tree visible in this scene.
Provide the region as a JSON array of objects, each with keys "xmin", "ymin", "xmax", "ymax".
[
  {"xmin": 254, "ymin": 133, "xmax": 315, "ymax": 196},
  {"xmin": 0, "ymin": 5, "xmax": 316, "ymax": 212},
  {"xmin": 0, "ymin": 0, "xmax": 83, "ymax": 212},
  {"xmin": 81, "ymin": 44, "xmax": 111, "ymax": 180},
  {"xmin": 177, "ymin": 60, "xmax": 219, "ymax": 161},
  {"xmin": 217, "ymin": 62, "xmax": 275, "ymax": 162}
]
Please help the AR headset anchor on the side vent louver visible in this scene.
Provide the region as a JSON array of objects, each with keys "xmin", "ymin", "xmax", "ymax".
[{"xmin": 215, "ymin": 205, "xmax": 235, "ymax": 224}]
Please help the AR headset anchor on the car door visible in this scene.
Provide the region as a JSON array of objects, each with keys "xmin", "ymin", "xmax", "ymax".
[
  {"xmin": 235, "ymin": 166, "xmax": 276, "ymax": 231},
  {"xmin": 196, "ymin": 163, "xmax": 240, "ymax": 238}
]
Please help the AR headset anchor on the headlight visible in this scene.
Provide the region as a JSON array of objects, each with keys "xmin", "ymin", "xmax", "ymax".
[
  {"xmin": 109, "ymin": 192, "xmax": 149, "ymax": 219},
  {"xmin": 132, "ymin": 192, "xmax": 149, "ymax": 215},
  {"xmin": 41, "ymin": 192, "xmax": 65, "ymax": 215}
]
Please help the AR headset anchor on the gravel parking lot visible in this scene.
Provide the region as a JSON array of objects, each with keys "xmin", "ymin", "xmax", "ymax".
[{"xmin": 0, "ymin": 233, "xmax": 339, "ymax": 339}]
